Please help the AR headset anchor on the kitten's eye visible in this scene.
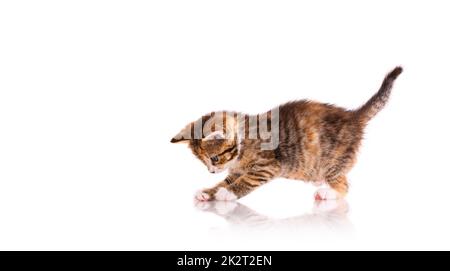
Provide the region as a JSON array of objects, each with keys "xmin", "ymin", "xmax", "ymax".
[{"xmin": 210, "ymin": 156, "xmax": 219, "ymax": 164}]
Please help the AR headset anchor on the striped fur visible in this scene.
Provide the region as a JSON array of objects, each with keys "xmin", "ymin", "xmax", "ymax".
[
  {"xmin": 356, "ymin": 67, "xmax": 403, "ymax": 122},
  {"xmin": 172, "ymin": 67, "xmax": 402, "ymax": 201}
]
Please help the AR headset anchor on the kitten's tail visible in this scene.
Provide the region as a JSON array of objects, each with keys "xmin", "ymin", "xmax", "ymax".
[{"xmin": 355, "ymin": 66, "xmax": 403, "ymax": 122}]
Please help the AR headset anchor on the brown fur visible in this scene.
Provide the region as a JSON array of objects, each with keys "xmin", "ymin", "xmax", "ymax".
[{"xmin": 171, "ymin": 67, "xmax": 402, "ymax": 200}]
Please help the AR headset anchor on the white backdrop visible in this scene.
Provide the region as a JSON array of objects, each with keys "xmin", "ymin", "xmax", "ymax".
[{"xmin": 1, "ymin": 1, "xmax": 449, "ymax": 250}]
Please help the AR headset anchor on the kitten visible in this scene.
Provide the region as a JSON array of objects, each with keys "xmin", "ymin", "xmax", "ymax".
[{"xmin": 171, "ymin": 67, "xmax": 402, "ymax": 201}]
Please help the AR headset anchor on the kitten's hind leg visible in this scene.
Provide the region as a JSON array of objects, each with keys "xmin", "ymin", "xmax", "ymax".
[{"xmin": 314, "ymin": 175, "xmax": 348, "ymax": 201}]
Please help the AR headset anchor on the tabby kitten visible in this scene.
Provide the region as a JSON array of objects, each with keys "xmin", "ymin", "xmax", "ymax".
[{"xmin": 171, "ymin": 67, "xmax": 402, "ymax": 201}]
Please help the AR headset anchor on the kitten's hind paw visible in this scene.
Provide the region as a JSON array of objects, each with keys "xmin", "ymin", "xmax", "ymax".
[
  {"xmin": 312, "ymin": 199, "xmax": 349, "ymax": 214},
  {"xmin": 314, "ymin": 188, "xmax": 340, "ymax": 201},
  {"xmin": 194, "ymin": 190, "xmax": 211, "ymax": 201}
]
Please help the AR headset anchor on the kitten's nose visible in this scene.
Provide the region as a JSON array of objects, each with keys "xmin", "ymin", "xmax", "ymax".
[{"xmin": 209, "ymin": 169, "xmax": 216, "ymax": 173}]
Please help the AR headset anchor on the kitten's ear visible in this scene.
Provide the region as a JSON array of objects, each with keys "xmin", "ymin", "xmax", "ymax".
[
  {"xmin": 170, "ymin": 137, "xmax": 189, "ymax": 143},
  {"xmin": 204, "ymin": 131, "xmax": 225, "ymax": 141},
  {"xmin": 170, "ymin": 124, "xmax": 192, "ymax": 144}
]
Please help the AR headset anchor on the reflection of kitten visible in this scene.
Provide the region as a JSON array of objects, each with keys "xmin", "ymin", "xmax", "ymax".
[
  {"xmin": 195, "ymin": 200, "xmax": 352, "ymax": 232},
  {"xmin": 172, "ymin": 67, "xmax": 402, "ymax": 201}
]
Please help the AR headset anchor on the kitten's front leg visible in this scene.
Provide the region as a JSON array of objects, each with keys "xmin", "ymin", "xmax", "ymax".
[
  {"xmin": 214, "ymin": 170, "xmax": 275, "ymax": 201},
  {"xmin": 195, "ymin": 174, "xmax": 239, "ymax": 202}
]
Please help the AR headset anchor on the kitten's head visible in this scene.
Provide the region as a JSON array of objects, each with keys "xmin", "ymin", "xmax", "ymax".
[{"xmin": 171, "ymin": 113, "xmax": 239, "ymax": 174}]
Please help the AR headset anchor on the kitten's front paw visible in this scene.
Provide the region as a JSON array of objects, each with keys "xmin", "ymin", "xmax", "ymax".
[
  {"xmin": 214, "ymin": 187, "xmax": 237, "ymax": 201},
  {"xmin": 314, "ymin": 188, "xmax": 339, "ymax": 201},
  {"xmin": 194, "ymin": 190, "xmax": 211, "ymax": 201}
]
